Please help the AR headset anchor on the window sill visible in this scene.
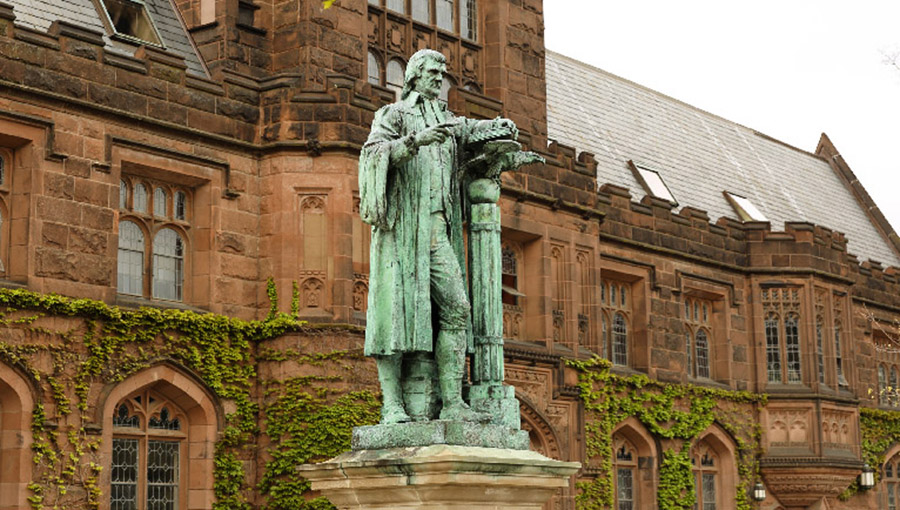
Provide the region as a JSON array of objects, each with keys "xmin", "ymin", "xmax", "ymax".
[
  {"xmin": 115, "ymin": 294, "xmax": 208, "ymax": 314},
  {"xmin": 0, "ymin": 278, "xmax": 28, "ymax": 290},
  {"xmin": 687, "ymin": 377, "xmax": 730, "ymax": 391}
]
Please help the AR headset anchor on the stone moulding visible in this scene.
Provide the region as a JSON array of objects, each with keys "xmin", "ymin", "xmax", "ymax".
[{"xmin": 298, "ymin": 444, "xmax": 581, "ymax": 510}]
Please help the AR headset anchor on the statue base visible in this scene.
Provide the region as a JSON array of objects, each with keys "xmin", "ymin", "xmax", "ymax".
[
  {"xmin": 297, "ymin": 444, "xmax": 581, "ymax": 510},
  {"xmin": 352, "ymin": 420, "xmax": 529, "ymax": 450}
]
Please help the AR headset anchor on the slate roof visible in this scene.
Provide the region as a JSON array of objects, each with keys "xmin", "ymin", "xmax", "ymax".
[
  {"xmin": 7, "ymin": 0, "xmax": 207, "ymax": 76},
  {"xmin": 545, "ymin": 50, "xmax": 900, "ymax": 267}
]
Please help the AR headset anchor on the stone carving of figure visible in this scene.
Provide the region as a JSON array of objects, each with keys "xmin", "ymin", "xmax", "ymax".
[{"xmin": 358, "ymin": 49, "xmax": 521, "ymax": 424}]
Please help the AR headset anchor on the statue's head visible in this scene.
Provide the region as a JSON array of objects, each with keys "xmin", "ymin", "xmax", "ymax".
[{"xmin": 402, "ymin": 49, "xmax": 446, "ymax": 100}]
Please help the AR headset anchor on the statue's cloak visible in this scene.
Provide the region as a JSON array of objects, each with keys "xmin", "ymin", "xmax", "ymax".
[{"xmin": 359, "ymin": 92, "xmax": 475, "ymax": 357}]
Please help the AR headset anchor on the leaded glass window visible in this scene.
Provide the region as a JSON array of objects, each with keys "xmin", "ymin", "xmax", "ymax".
[
  {"xmin": 152, "ymin": 229, "xmax": 184, "ymax": 301},
  {"xmin": 765, "ymin": 314, "xmax": 781, "ymax": 383},
  {"xmin": 693, "ymin": 442, "xmax": 719, "ymax": 510},
  {"xmin": 695, "ymin": 330, "xmax": 710, "ymax": 379},
  {"xmin": 149, "ymin": 407, "xmax": 180, "ymax": 430},
  {"xmin": 119, "ymin": 178, "xmax": 192, "ymax": 302},
  {"xmin": 834, "ymin": 321, "xmax": 846, "ymax": 386},
  {"xmin": 762, "ymin": 286, "xmax": 803, "ymax": 385},
  {"xmin": 602, "ymin": 279, "xmax": 632, "ymax": 367},
  {"xmin": 459, "ymin": 0, "xmax": 476, "ymax": 39},
  {"xmin": 111, "ymin": 390, "xmax": 186, "ymax": 510},
  {"xmin": 612, "ymin": 436, "xmax": 637, "ymax": 510},
  {"xmin": 367, "ymin": 51, "xmax": 382, "ymax": 86},
  {"xmin": 436, "ymin": 0, "xmax": 453, "ymax": 31},
  {"xmin": 612, "ymin": 313, "xmax": 627, "ymax": 366},
  {"xmin": 816, "ymin": 317, "xmax": 825, "ymax": 384},
  {"xmin": 117, "ymin": 221, "xmax": 144, "ymax": 296},
  {"xmin": 120, "ymin": 180, "xmax": 128, "ymax": 210},
  {"xmin": 174, "ymin": 191, "xmax": 186, "ymax": 221},
  {"xmin": 386, "ymin": 59, "xmax": 405, "ymax": 100},
  {"xmin": 701, "ymin": 473, "xmax": 716, "ymax": 510},
  {"xmin": 153, "ymin": 188, "xmax": 167, "ymax": 218},
  {"xmin": 616, "ymin": 468, "xmax": 633, "ymax": 510},
  {"xmin": 134, "ymin": 183, "xmax": 148, "ymax": 213},
  {"xmin": 386, "ymin": 0, "xmax": 405, "ymax": 14},
  {"xmin": 111, "ymin": 438, "xmax": 138, "ymax": 510},
  {"xmin": 601, "ymin": 315, "xmax": 608, "ymax": 359},
  {"xmin": 147, "ymin": 440, "xmax": 179, "ymax": 510},
  {"xmin": 686, "ymin": 332, "xmax": 693, "ymax": 378},
  {"xmin": 411, "ymin": 0, "xmax": 430, "ymax": 23},
  {"xmin": 785, "ymin": 314, "xmax": 801, "ymax": 383}
]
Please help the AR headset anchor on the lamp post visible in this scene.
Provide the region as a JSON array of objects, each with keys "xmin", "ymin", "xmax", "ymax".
[
  {"xmin": 751, "ymin": 481, "xmax": 766, "ymax": 502},
  {"xmin": 860, "ymin": 463, "xmax": 876, "ymax": 490}
]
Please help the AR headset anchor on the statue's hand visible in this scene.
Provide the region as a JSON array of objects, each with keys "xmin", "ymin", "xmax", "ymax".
[{"xmin": 413, "ymin": 122, "xmax": 456, "ymax": 147}]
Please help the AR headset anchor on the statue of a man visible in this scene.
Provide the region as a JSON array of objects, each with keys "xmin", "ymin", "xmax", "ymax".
[{"xmin": 359, "ymin": 49, "xmax": 517, "ymax": 424}]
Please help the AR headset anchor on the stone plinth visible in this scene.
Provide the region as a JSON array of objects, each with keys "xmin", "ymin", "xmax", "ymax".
[
  {"xmin": 298, "ymin": 444, "xmax": 581, "ymax": 510},
  {"xmin": 352, "ymin": 420, "xmax": 530, "ymax": 450}
]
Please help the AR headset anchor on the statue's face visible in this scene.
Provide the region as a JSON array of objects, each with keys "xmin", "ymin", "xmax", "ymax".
[{"xmin": 414, "ymin": 58, "xmax": 445, "ymax": 99}]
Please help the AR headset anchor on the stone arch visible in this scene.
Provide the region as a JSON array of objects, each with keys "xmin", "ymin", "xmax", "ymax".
[
  {"xmin": 98, "ymin": 363, "xmax": 221, "ymax": 510},
  {"xmin": 0, "ymin": 361, "xmax": 35, "ymax": 510},
  {"xmin": 611, "ymin": 417, "xmax": 659, "ymax": 508},
  {"xmin": 694, "ymin": 423, "xmax": 739, "ymax": 508},
  {"xmin": 518, "ymin": 395, "xmax": 562, "ymax": 460},
  {"xmin": 612, "ymin": 416, "xmax": 658, "ymax": 460}
]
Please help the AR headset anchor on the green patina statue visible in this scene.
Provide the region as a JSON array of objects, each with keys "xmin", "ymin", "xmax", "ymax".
[{"xmin": 359, "ymin": 49, "xmax": 543, "ymax": 429}]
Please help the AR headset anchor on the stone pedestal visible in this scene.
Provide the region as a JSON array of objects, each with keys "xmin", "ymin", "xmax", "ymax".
[{"xmin": 298, "ymin": 444, "xmax": 581, "ymax": 510}]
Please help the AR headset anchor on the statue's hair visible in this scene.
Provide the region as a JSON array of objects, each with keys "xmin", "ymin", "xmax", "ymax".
[{"xmin": 401, "ymin": 49, "xmax": 446, "ymax": 100}]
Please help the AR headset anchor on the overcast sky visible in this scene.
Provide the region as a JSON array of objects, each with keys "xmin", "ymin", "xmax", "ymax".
[{"xmin": 544, "ymin": 1, "xmax": 900, "ymax": 236}]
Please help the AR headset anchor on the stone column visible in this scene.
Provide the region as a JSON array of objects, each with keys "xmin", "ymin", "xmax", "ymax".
[{"xmin": 467, "ymin": 178, "xmax": 520, "ymax": 429}]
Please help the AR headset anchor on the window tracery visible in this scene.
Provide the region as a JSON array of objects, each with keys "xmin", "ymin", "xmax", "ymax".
[
  {"xmin": 118, "ymin": 176, "xmax": 190, "ymax": 302},
  {"xmin": 762, "ymin": 287, "xmax": 803, "ymax": 384},
  {"xmin": 111, "ymin": 390, "xmax": 186, "ymax": 510}
]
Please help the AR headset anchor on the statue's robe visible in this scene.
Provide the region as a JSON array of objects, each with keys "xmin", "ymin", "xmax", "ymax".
[{"xmin": 359, "ymin": 91, "xmax": 484, "ymax": 357}]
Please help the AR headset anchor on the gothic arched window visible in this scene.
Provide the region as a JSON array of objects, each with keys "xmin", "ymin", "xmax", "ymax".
[{"xmin": 111, "ymin": 390, "xmax": 186, "ymax": 510}]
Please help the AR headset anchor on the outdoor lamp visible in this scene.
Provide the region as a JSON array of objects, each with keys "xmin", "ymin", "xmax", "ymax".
[
  {"xmin": 751, "ymin": 482, "xmax": 766, "ymax": 502},
  {"xmin": 860, "ymin": 463, "xmax": 876, "ymax": 489}
]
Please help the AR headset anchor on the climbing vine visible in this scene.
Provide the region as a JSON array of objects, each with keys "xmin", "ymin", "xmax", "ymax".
[
  {"xmin": 258, "ymin": 349, "xmax": 380, "ymax": 510},
  {"xmin": 568, "ymin": 357, "xmax": 766, "ymax": 510},
  {"xmin": 0, "ymin": 287, "xmax": 303, "ymax": 510},
  {"xmin": 840, "ymin": 406, "xmax": 900, "ymax": 499}
]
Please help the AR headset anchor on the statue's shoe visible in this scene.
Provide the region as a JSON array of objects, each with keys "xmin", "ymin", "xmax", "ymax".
[
  {"xmin": 381, "ymin": 405, "xmax": 411, "ymax": 424},
  {"xmin": 439, "ymin": 404, "xmax": 491, "ymax": 423}
]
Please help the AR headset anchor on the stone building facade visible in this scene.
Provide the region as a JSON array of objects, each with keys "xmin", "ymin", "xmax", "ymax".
[{"xmin": 0, "ymin": 1, "xmax": 898, "ymax": 509}]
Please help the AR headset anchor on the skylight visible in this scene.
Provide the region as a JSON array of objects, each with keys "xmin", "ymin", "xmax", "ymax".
[
  {"xmin": 724, "ymin": 192, "xmax": 768, "ymax": 222},
  {"xmin": 99, "ymin": 0, "xmax": 163, "ymax": 46},
  {"xmin": 629, "ymin": 161, "xmax": 677, "ymax": 204}
]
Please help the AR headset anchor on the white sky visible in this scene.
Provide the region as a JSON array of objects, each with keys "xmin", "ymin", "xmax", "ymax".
[{"xmin": 544, "ymin": 1, "xmax": 900, "ymax": 235}]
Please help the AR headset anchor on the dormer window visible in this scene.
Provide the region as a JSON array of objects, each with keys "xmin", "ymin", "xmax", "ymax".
[
  {"xmin": 98, "ymin": 0, "xmax": 163, "ymax": 46},
  {"xmin": 629, "ymin": 161, "xmax": 677, "ymax": 205},
  {"xmin": 724, "ymin": 191, "xmax": 768, "ymax": 222}
]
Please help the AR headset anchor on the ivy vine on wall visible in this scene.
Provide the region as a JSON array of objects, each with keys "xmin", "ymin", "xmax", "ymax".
[
  {"xmin": 840, "ymin": 406, "xmax": 900, "ymax": 499},
  {"xmin": 568, "ymin": 357, "xmax": 766, "ymax": 510},
  {"xmin": 0, "ymin": 286, "xmax": 302, "ymax": 510}
]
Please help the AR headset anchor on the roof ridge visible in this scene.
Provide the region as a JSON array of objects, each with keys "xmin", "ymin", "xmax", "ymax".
[{"xmin": 545, "ymin": 49, "xmax": 819, "ymax": 159}]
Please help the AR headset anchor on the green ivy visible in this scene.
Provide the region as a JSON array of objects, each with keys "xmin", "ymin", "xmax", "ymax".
[
  {"xmin": 841, "ymin": 406, "xmax": 900, "ymax": 499},
  {"xmin": 0, "ymin": 287, "xmax": 303, "ymax": 509},
  {"xmin": 258, "ymin": 347, "xmax": 380, "ymax": 510},
  {"xmin": 568, "ymin": 357, "xmax": 765, "ymax": 510}
]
